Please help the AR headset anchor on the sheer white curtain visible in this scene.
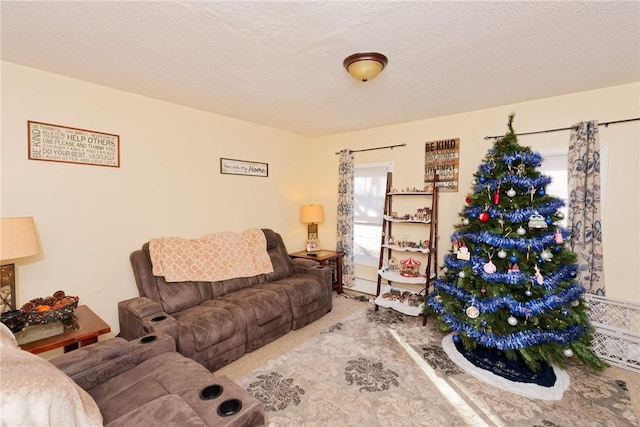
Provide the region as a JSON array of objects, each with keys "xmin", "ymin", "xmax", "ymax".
[
  {"xmin": 337, "ymin": 150, "xmax": 355, "ymax": 288},
  {"xmin": 567, "ymin": 121, "xmax": 605, "ymax": 295}
]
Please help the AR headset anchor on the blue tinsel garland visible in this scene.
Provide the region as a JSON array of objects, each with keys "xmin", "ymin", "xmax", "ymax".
[
  {"xmin": 462, "ymin": 198, "xmax": 564, "ymax": 223},
  {"xmin": 431, "ymin": 278, "xmax": 584, "ymax": 317},
  {"xmin": 428, "ymin": 296, "xmax": 586, "ymax": 350}
]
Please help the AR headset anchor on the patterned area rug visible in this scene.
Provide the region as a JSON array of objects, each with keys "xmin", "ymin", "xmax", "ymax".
[{"xmin": 238, "ymin": 306, "xmax": 638, "ymax": 426}]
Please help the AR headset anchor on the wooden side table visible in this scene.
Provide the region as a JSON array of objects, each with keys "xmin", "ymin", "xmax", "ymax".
[
  {"xmin": 289, "ymin": 249, "xmax": 344, "ymax": 294},
  {"xmin": 17, "ymin": 305, "xmax": 111, "ymax": 354}
]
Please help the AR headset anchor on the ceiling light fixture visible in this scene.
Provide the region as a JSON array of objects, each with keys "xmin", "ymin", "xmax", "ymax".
[{"xmin": 343, "ymin": 52, "xmax": 388, "ymax": 82}]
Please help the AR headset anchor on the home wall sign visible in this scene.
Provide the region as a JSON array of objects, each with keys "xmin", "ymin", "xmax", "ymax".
[
  {"xmin": 220, "ymin": 158, "xmax": 269, "ymax": 177},
  {"xmin": 28, "ymin": 121, "xmax": 120, "ymax": 168},
  {"xmin": 425, "ymin": 138, "xmax": 460, "ymax": 192}
]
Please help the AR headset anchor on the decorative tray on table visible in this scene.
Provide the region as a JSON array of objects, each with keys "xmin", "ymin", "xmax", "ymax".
[{"xmin": 20, "ymin": 291, "xmax": 79, "ymax": 325}]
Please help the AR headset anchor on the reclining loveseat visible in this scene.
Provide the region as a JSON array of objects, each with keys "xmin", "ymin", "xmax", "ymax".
[
  {"xmin": 0, "ymin": 323, "xmax": 265, "ymax": 426},
  {"xmin": 118, "ymin": 228, "xmax": 333, "ymax": 371}
]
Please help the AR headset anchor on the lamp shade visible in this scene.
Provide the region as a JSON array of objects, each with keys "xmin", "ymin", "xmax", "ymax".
[
  {"xmin": 300, "ymin": 205, "xmax": 324, "ymax": 224},
  {"xmin": 0, "ymin": 217, "xmax": 40, "ymax": 261}
]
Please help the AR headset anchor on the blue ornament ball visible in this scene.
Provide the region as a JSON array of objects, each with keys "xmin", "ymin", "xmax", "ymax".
[
  {"xmin": 452, "ymin": 334, "xmax": 461, "ymax": 343},
  {"xmin": 478, "ymin": 176, "xmax": 486, "ymax": 184},
  {"xmin": 474, "ymin": 246, "xmax": 482, "ymax": 253},
  {"xmin": 554, "ymin": 245, "xmax": 563, "ymax": 253},
  {"xmin": 537, "ymin": 188, "xmax": 546, "ymax": 196},
  {"xmin": 545, "ymin": 217, "xmax": 554, "ymax": 225},
  {"xmin": 570, "ymin": 271, "xmax": 577, "ymax": 278},
  {"xmin": 509, "ymin": 255, "xmax": 518, "ymax": 264},
  {"xmin": 537, "ymin": 257, "xmax": 544, "ymax": 264}
]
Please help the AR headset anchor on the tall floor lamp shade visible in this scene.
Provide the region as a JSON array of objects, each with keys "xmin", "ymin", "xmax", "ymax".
[{"xmin": 0, "ymin": 217, "xmax": 40, "ymax": 312}]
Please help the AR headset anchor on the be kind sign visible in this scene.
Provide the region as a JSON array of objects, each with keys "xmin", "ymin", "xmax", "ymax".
[{"xmin": 28, "ymin": 121, "xmax": 120, "ymax": 168}]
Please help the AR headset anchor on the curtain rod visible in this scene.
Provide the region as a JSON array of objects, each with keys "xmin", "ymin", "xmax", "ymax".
[
  {"xmin": 335, "ymin": 143, "xmax": 406, "ymax": 155},
  {"xmin": 484, "ymin": 117, "xmax": 640, "ymax": 140}
]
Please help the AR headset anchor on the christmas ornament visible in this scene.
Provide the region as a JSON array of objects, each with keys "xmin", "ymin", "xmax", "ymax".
[
  {"xmin": 534, "ymin": 264, "xmax": 544, "ymax": 285},
  {"xmin": 571, "ymin": 299, "xmax": 580, "ymax": 307},
  {"xmin": 456, "ymin": 245, "xmax": 470, "ymax": 260},
  {"xmin": 497, "ymin": 249, "xmax": 507, "ymax": 259},
  {"xmin": 465, "ymin": 195, "xmax": 472, "ymax": 204},
  {"xmin": 507, "ymin": 316, "xmax": 518, "ymax": 326},
  {"xmin": 458, "ymin": 271, "xmax": 466, "ymax": 278},
  {"xmin": 554, "ymin": 245, "xmax": 563, "ymax": 253},
  {"xmin": 516, "ymin": 226, "xmax": 526, "ymax": 236},
  {"xmin": 545, "ymin": 217, "xmax": 554, "ymax": 226},
  {"xmin": 540, "ymin": 250, "xmax": 553, "ymax": 261},
  {"xmin": 452, "ymin": 334, "xmax": 461, "ymax": 343},
  {"xmin": 537, "ymin": 188, "xmax": 546, "ymax": 196},
  {"xmin": 462, "ymin": 218, "xmax": 470, "ymax": 225},
  {"xmin": 557, "ymin": 212, "xmax": 565, "ymax": 219},
  {"xmin": 508, "ymin": 254, "xmax": 518, "ymax": 264},
  {"xmin": 525, "ymin": 288, "xmax": 533, "ymax": 297},
  {"xmin": 530, "ymin": 185, "xmax": 536, "ymax": 202},
  {"xmin": 478, "ymin": 176, "xmax": 486, "ymax": 184},
  {"xmin": 528, "ymin": 213, "xmax": 548, "ymax": 229},
  {"xmin": 478, "ymin": 204, "xmax": 490, "ymax": 222},
  {"xmin": 465, "ymin": 306, "xmax": 480, "ymax": 319},
  {"xmin": 508, "ymin": 262, "xmax": 520, "ymax": 273},
  {"xmin": 563, "ymin": 348, "xmax": 574, "ymax": 357},
  {"xmin": 483, "ymin": 256, "xmax": 497, "ymax": 274},
  {"xmin": 506, "ymin": 187, "xmax": 516, "ymax": 198},
  {"xmin": 554, "ymin": 228, "xmax": 563, "ymax": 244},
  {"xmin": 493, "ymin": 185, "xmax": 501, "ymax": 204}
]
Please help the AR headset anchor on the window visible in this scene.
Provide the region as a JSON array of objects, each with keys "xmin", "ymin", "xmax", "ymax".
[
  {"xmin": 538, "ymin": 147, "xmax": 569, "ymax": 228},
  {"xmin": 354, "ymin": 162, "xmax": 393, "ymax": 267},
  {"xmin": 538, "ymin": 144, "xmax": 609, "ymax": 228}
]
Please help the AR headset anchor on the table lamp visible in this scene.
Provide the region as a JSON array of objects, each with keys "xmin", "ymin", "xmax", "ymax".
[
  {"xmin": 300, "ymin": 204, "xmax": 324, "ymax": 254},
  {"xmin": 0, "ymin": 217, "xmax": 40, "ymax": 313}
]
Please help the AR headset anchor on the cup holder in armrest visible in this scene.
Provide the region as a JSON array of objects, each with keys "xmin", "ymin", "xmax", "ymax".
[
  {"xmin": 140, "ymin": 335, "xmax": 157, "ymax": 344},
  {"xmin": 217, "ymin": 398, "xmax": 242, "ymax": 417},
  {"xmin": 200, "ymin": 384, "xmax": 223, "ymax": 400},
  {"xmin": 151, "ymin": 315, "xmax": 167, "ymax": 322},
  {"xmin": 315, "ymin": 265, "xmax": 325, "ymax": 269}
]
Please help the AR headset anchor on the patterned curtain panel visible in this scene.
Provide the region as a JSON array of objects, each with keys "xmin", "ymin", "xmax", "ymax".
[
  {"xmin": 337, "ymin": 150, "xmax": 355, "ymax": 288},
  {"xmin": 567, "ymin": 121, "xmax": 605, "ymax": 295}
]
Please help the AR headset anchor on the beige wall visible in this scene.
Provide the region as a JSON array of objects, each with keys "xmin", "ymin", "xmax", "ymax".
[
  {"xmin": 310, "ymin": 82, "xmax": 640, "ymax": 304},
  {"xmin": 2, "ymin": 61, "xmax": 638, "ymax": 340},
  {"xmin": 1, "ymin": 62, "xmax": 315, "ymax": 335}
]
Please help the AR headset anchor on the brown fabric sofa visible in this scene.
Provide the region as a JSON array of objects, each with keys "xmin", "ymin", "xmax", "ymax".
[
  {"xmin": 1, "ymin": 322, "xmax": 265, "ymax": 427},
  {"xmin": 119, "ymin": 228, "xmax": 333, "ymax": 371}
]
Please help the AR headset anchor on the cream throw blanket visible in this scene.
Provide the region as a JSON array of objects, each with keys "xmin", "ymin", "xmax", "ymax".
[
  {"xmin": 0, "ymin": 323, "xmax": 103, "ymax": 427},
  {"xmin": 149, "ymin": 228, "xmax": 274, "ymax": 282}
]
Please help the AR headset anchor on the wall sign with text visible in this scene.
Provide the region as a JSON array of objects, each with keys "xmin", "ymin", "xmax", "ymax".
[
  {"xmin": 220, "ymin": 158, "xmax": 269, "ymax": 177},
  {"xmin": 28, "ymin": 121, "xmax": 120, "ymax": 168},
  {"xmin": 425, "ymin": 138, "xmax": 460, "ymax": 192}
]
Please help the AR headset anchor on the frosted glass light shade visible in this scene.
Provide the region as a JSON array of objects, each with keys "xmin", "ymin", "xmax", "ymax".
[{"xmin": 343, "ymin": 52, "xmax": 388, "ymax": 82}]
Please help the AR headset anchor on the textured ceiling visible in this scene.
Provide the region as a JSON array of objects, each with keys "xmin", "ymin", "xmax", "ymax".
[{"xmin": 2, "ymin": 1, "xmax": 639, "ymax": 137}]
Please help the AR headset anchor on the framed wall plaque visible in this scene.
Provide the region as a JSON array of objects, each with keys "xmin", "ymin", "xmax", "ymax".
[
  {"xmin": 28, "ymin": 121, "xmax": 120, "ymax": 168},
  {"xmin": 220, "ymin": 158, "xmax": 268, "ymax": 177}
]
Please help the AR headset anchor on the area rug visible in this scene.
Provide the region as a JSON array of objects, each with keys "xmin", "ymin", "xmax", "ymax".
[{"xmin": 238, "ymin": 305, "xmax": 638, "ymax": 426}]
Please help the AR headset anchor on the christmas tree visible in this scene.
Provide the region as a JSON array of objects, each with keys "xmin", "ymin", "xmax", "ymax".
[{"xmin": 427, "ymin": 115, "xmax": 607, "ymax": 372}]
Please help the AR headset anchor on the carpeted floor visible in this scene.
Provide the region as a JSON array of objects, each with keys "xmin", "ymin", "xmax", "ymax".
[{"xmin": 217, "ymin": 292, "xmax": 640, "ymax": 426}]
